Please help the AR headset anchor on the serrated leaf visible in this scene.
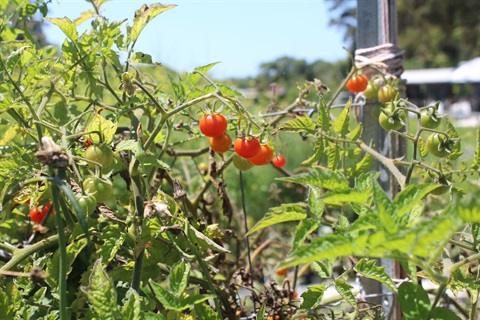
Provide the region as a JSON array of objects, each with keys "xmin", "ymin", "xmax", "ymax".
[
  {"xmin": 291, "ymin": 218, "xmax": 319, "ymax": 254},
  {"xmin": 44, "ymin": 17, "xmax": 78, "ymax": 41},
  {"xmin": 194, "ymin": 303, "xmax": 221, "ymax": 320},
  {"xmin": 321, "ymin": 190, "xmax": 370, "ymax": 206},
  {"xmin": 277, "ymin": 167, "xmax": 350, "ymax": 192},
  {"xmin": 317, "ymin": 98, "xmax": 331, "ymax": 130},
  {"xmin": 398, "ymin": 282, "xmax": 430, "ymax": 320},
  {"xmin": 307, "ymin": 186, "xmax": 324, "ymax": 218},
  {"xmin": 169, "ymin": 262, "xmax": 190, "ymax": 297},
  {"xmin": 393, "ymin": 184, "xmax": 439, "ymax": 218},
  {"xmin": 131, "ymin": 4, "xmax": 176, "ymax": 42},
  {"xmin": 354, "ymin": 152, "xmax": 373, "ymax": 174},
  {"xmin": 97, "ymin": 224, "xmax": 126, "ymax": 266},
  {"xmin": 85, "ymin": 114, "xmax": 117, "ymax": 145},
  {"xmin": 120, "ymin": 289, "xmax": 141, "ymax": 320},
  {"xmin": 445, "ymin": 118, "xmax": 462, "ymax": 160},
  {"xmin": 272, "ymin": 116, "xmax": 316, "ymax": 135},
  {"xmin": 312, "ymin": 260, "xmax": 333, "ymax": 278},
  {"xmin": 354, "ymin": 258, "xmax": 397, "ymax": 292},
  {"xmin": 301, "ymin": 137, "xmax": 324, "ymax": 165},
  {"xmin": 332, "ymin": 99, "xmax": 351, "ymax": 137},
  {"xmin": 188, "ymin": 62, "xmax": 220, "ymax": 86},
  {"xmin": 176, "ymin": 294, "xmax": 216, "ymax": 311},
  {"xmin": 81, "ymin": 259, "xmax": 120, "ymax": 319},
  {"xmin": 115, "ymin": 139, "xmax": 137, "ymax": 151},
  {"xmin": 327, "ymin": 142, "xmax": 340, "ymax": 169},
  {"xmin": 334, "ymin": 280, "xmax": 357, "ymax": 310},
  {"xmin": 300, "ymin": 284, "xmax": 326, "ymax": 309},
  {"xmin": 149, "ymin": 280, "xmax": 178, "ymax": 310},
  {"xmin": 347, "ymin": 123, "xmax": 362, "ymax": 140},
  {"xmin": 246, "ymin": 204, "xmax": 307, "ymax": 235}
]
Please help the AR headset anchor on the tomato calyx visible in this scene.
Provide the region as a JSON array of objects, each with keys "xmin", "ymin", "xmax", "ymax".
[
  {"xmin": 426, "ymin": 133, "xmax": 458, "ymax": 158},
  {"xmin": 378, "ymin": 102, "xmax": 407, "ymax": 131}
]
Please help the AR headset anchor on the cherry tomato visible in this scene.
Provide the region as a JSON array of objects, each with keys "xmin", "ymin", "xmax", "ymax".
[
  {"xmin": 232, "ymin": 153, "xmax": 254, "ymax": 171},
  {"xmin": 275, "ymin": 267, "xmax": 289, "ymax": 276},
  {"xmin": 83, "ymin": 176, "xmax": 113, "ymax": 203},
  {"xmin": 248, "ymin": 144, "xmax": 273, "ymax": 166},
  {"xmin": 272, "ymin": 154, "xmax": 286, "ymax": 168},
  {"xmin": 346, "ymin": 74, "xmax": 368, "ymax": 93},
  {"xmin": 209, "ymin": 133, "xmax": 232, "ymax": 154},
  {"xmin": 377, "ymin": 84, "xmax": 398, "ymax": 104},
  {"xmin": 85, "ymin": 137, "xmax": 92, "ymax": 147},
  {"xmin": 363, "ymin": 82, "xmax": 378, "ymax": 100},
  {"xmin": 29, "ymin": 207, "xmax": 45, "ymax": 224},
  {"xmin": 76, "ymin": 194, "xmax": 97, "ymax": 215},
  {"xmin": 234, "ymin": 137, "xmax": 261, "ymax": 158},
  {"xmin": 199, "ymin": 113, "xmax": 228, "ymax": 137},
  {"xmin": 84, "ymin": 145, "xmax": 114, "ymax": 168},
  {"xmin": 420, "ymin": 109, "xmax": 441, "ymax": 129},
  {"xmin": 378, "ymin": 103, "xmax": 406, "ymax": 131},
  {"xmin": 426, "ymin": 133, "xmax": 451, "ymax": 158}
]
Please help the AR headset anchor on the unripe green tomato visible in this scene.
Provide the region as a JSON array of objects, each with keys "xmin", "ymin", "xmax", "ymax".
[
  {"xmin": 83, "ymin": 176, "xmax": 113, "ymax": 203},
  {"xmin": 378, "ymin": 84, "xmax": 398, "ymax": 104},
  {"xmin": 76, "ymin": 194, "xmax": 97, "ymax": 215},
  {"xmin": 84, "ymin": 145, "xmax": 114, "ymax": 169},
  {"xmin": 420, "ymin": 109, "xmax": 441, "ymax": 129},
  {"xmin": 363, "ymin": 82, "xmax": 378, "ymax": 100},
  {"xmin": 232, "ymin": 153, "xmax": 254, "ymax": 171},
  {"xmin": 426, "ymin": 133, "xmax": 450, "ymax": 158},
  {"xmin": 378, "ymin": 104, "xmax": 406, "ymax": 131}
]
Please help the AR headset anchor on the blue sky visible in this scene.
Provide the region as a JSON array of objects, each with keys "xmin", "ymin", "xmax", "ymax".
[{"xmin": 45, "ymin": 0, "xmax": 347, "ymax": 79}]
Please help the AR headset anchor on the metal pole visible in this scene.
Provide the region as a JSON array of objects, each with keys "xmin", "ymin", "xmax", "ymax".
[{"xmin": 356, "ymin": 0, "xmax": 403, "ymax": 319}]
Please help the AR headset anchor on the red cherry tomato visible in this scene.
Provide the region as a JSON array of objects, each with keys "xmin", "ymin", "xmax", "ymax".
[
  {"xmin": 272, "ymin": 154, "xmax": 286, "ymax": 168},
  {"xmin": 275, "ymin": 267, "xmax": 289, "ymax": 276},
  {"xmin": 346, "ymin": 74, "xmax": 368, "ymax": 93},
  {"xmin": 248, "ymin": 144, "xmax": 273, "ymax": 166},
  {"xmin": 209, "ymin": 133, "xmax": 232, "ymax": 154},
  {"xmin": 199, "ymin": 113, "xmax": 228, "ymax": 137},
  {"xmin": 234, "ymin": 137, "xmax": 261, "ymax": 158},
  {"xmin": 29, "ymin": 201, "xmax": 54, "ymax": 224}
]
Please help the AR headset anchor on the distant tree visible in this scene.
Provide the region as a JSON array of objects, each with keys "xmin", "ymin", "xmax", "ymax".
[{"xmin": 325, "ymin": 0, "xmax": 480, "ymax": 68}]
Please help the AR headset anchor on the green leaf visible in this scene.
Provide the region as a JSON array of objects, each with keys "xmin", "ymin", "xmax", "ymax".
[
  {"xmin": 277, "ymin": 167, "xmax": 350, "ymax": 192},
  {"xmin": 188, "ymin": 62, "xmax": 220, "ymax": 86},
  {"xmin": 130, "ymin": 51, "xmax": 154, "ymax": 64},
  {"xmin": 332, "ymin": 99, "xmax": 351, "ymax": 137},
  {"xmin": 398, "ymin": 282, "xmax": 431, "ymax": 320},
  {"xmin": 311, "ymin": 260, "xmax": 332, "ymax": 278},
  {"xmin": 115, "ymin": 139, "xmax": 137, "ymax": 151},
  {"xmin": 131, "ymin": 4, "xmax": 176, "ymax": 42},
  {"xmin": 85, "ymin": 114, "xmax": 117, "ymax": 145},
  {"xmin": 393, "ymin": 184, "xmax": 438, "ymax": 218},
  {"xmin": 418, "ymin": 136, "xmax": 429, "ymax": 159},
  {"xmin": 472, "ymin": 126, "xmax": 480, "ymax": 169},
  {"xmin": 321, "ymin": 190, "xmax": 370, "ymax": 206},
  {"xmin": 47, "ymin": 237, "xmax": 88, "ymax": 287},
  {"xmin": 81, "ymin": 259, "xmax": 120, "ymax": 319},
  {"xmin": 97, "ymin": 224, "xmax": 126, "ymax": 265},
  {"xmin": 246, "ymin": 204, "xmax": 307, "ymax": 235},
  {"xmin": 291, "ymin": 218, "xmax": 319, "ymax": 254},
  {"xmin": 307, "ymin": 187, "xmax": 324, "ymax": 218},
  {"xmin": 176, "ymin": 294, "xmax": 216, "ymax": 311},
  {"xmin": 334, "ymin": 280, "xmax": 357, "ymax": 310},
  {"xmin": 169, "ymin": 262, "xmax": 190, "ymax": 297},
  {"xmin": 120, "ymin": 289, "xmax": 141, "ymax": 320},
  {"xmin": 317, "ymin": 98, "xmax": 331, "ymax": 130},
  {"xmin": 354, "ymin": 153, "xmax": 374, "ymax": 174},
  {"xmin": 327, "ymin": 142, "xmax": 340, "ymax": 169},
  {"xmin": 272, "ymin": 115, "xmax": 316, "ymax": 135},
  {"xmin": 194, "ymin": 303, "xmax": 221, "ymax": 320},
  {"xmin": 301, "ymin": 137, "xmax": 324, "ymax": 165},
  {"xmin": 188, "ymin": 225, "xmax": 230, "ymax": 253},
  {"xmin": 44, "ymin": 17, "xmax": 78, "ymax": 41},
  {"xmin": 256, "ymin": 302, "xmax": 267, "ymax": 320},
  {"xmin": 347, "ymin": 123, "xmax": 362, "ymax": 140},
  {"xmin": 354, "ymin": 258, "xmax": 397, "ymax": 292},
  {"xmin": 300, "ymin": 284, "xmax": 326, "ymax": 309},
  {"xmin": 429, "ymin": 307, "xmax": 461, "ymax": 320},
  {"xmin": 149, "ymin": 280, "xmax": 178, "ymax": 310},
  {"xmin": 459, "ymin": 207, "xmax": 480, "ymax": 223}
]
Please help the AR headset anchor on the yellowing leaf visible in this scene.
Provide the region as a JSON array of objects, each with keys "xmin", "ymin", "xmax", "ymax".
[
  {"xmin": 0, "ymin": 124, "xmax": 21, "ymax": 145},
  {"xmin": 44, "ymin": 17, "xmax": 78, "ymax": 41},
  {"xmin": 85, "ymin": 114, "xmax": 117, "ymax": 145},
  {"xmin": 131, "ymin": 4, "xmax": 176, "ymax": 42}
]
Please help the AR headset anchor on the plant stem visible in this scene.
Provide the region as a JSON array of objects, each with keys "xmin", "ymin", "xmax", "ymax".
[{"xmin": 130, "ymin": 173, "xmax": 145, "ymax": 292}]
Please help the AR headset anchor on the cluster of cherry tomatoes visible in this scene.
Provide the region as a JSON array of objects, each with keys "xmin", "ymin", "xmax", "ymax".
[
  {"xmin": 29, "ymin": 201, "xmax": 54, "ymax": 224},
  {"xmin": 198, "ymin": 113, "xmax": 286, "ymax": 170}
]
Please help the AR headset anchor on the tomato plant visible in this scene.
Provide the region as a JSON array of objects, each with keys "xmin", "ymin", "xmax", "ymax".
[
  {"xmin": 83, "ymin": 176, "xmax": 113, "ymax": 203},
  {"xmin": 209, "ymin": 132, "xmax": 232, "ymax": 154},
  {"xmin": 272, "ymin": 154, "xmax": 286, "ymax": 168},
  {"xmin": 363, "ymin": 81, "xmax": 378, "ymax": 99},
  {"xmin": 346, "ymin": 74, "xmax": 368, "ymax": 93},
  {"xmin": 76, "ymin": 194, "xmax": 97, "ymax": 215},
  {"xmin": 378, "ymin": 103, "xmax": 406, "ymax": 131},
  {"xmin": 248, "ymin": 144, "xmax": 273, "ymax": 165},
  {"xmin": 232, "ymin": 153, "xmax": 254, "ymax": 171},
  {"xmin": 84, "ymin": 145, "xmax": 114, "ymax": 168},
  {"xmin": 234, "ymin": 137, "xmax": 261, "ymax": 158},
  {"xmin": 199, "ymin": 113, "xmax": 228, "ymax": 137},
  {"xmin": 377, "ymin": 84, "xmax": 398, "ymax": 103}
]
